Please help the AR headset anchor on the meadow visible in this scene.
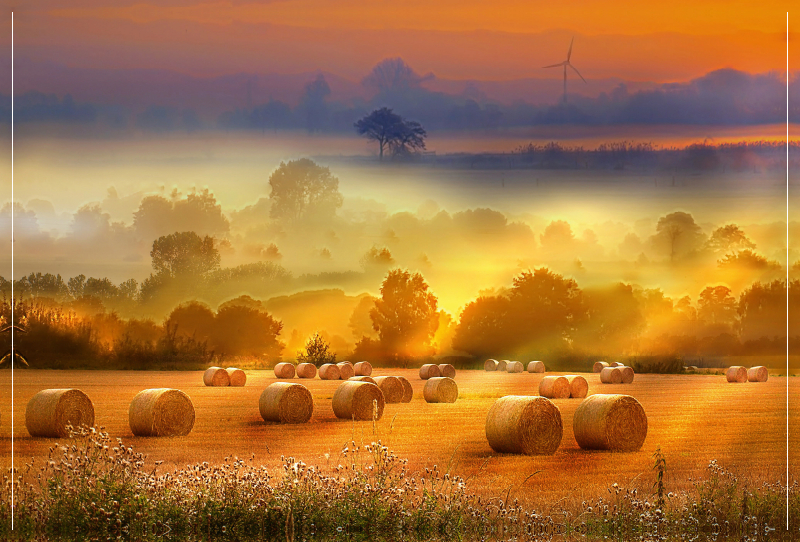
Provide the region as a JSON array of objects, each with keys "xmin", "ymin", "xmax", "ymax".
[{"xmin": 2, "ymin": 367, "xmax": 796, "ymax": 513}]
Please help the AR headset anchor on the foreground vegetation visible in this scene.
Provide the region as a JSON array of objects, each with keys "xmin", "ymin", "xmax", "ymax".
[{"xmin": 1, "ymin": 426, "xmax": 796, "ymax": 541}]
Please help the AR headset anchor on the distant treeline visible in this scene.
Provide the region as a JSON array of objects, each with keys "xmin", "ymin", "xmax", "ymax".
[{"xmin": 2, "ymin": 63, "xmax": 797, "ymax": 131}]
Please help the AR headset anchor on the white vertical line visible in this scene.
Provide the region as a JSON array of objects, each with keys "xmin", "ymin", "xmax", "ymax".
[
  {"xmin": 10, "ymin": 10, "xmax": 14, "ymax": 532},
  {"xmin": 786, "ymin": 10, "xmax": 790, "ymax": 534}
]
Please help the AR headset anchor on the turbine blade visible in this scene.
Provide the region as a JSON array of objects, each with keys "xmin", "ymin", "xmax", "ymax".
[
  {"xmin": 569, "ymin": 64, "xmax": 587, "ymax": 83},
  {"xmin": 567, "ymin": 37, "xmax": 574, "ymax": 61},
  {"xmin": 542, "ymin": 63, "xmax": 563, "ymax": 68}
]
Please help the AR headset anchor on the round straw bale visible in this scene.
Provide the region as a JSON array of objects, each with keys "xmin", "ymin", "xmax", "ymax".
[
  {"xmin": 26, "ymin": 389, "xmax": 95, "ymax": 438},
  {"xmin": 259, "ymin": 382, "xmax": 313, "ymax": 424},
  {"xmin": 332, "ymin": 381, "xmax": 385, "ymax": 421},
  {"xmin": 438, "ymin": 363, "xmax": 456, "ymax": 378},
  {"xmin": 273, "ymin": 362, "xmax": 296, "ymax": 379},
  {"xmin": 354, "ymin": 361, "xmax": 373, "ymax": 376},
  {"xmin": 600, "ymin": 367, "xmax": 622, "ymax": 384},
  {"xmin": 496, "ymin": 359, "xmax": 508, "ymax": 371},
  {"xmin": 565, "ymin": 375, "xmax": 589, "ymax": 398},
  {"xmin": 726, "ymin": 366, "xmax": 747, "ymax": 383},
  {"xmin": 506, "ymin": 361, "xmax": 524, "ymax": 373},
  {"xmin": 397, "ymin": 376, "xmax": 413, "ymax": 402},
  {"xmin": 573, "ymin": 394, "xmax": 647, "ymax": 451},
  {"xmin": 527, "ymin": 361, "xmax": 545, "ymax": 373},
  {"xmin": 296, "ymin": 363, "xmax": 317, "ymax": 379},
  {"xmin": 423, "ymin": 377, "xmax": 458, "ymax": 403},
  {"xmin": 485, "ymin": 396, "xmax": 563, "ymax": 455},
  {"xmin": 319, "ymin": 363, "xmax": 341, "ymax": 380},
  {"xmin": 617, "ymin": 366, "xmax": 634, "ymax": 384},
  {"xmin": 373, "ymin": 376, "xmax": 404, "ymax": 403},
  {"xmin": 129, "ymin": 388, "xmax": 195, "ymax": 437},
  {"xmin": 226, "ymin": 368, "xmax": 246, "ymax": 387},
  {"xmin": 747, "ymin": 366, "xmax": 768, "ymax": 382},
  {"xmin": 203, "ymin": 367, "xmax": 230, "ymax": 386},
  {"xmin": 484, "ymin": 359, "xmax": 499, "ymax": 371},
  {"xmin": 608, "ymin": 361, "xmax": 621, "ymax": 367},
  {"xmin": 349, "ymin": 375, "xmax": 377, "ymax": 385},
  {"xmin": 593, "ymin": 361, "xmax": 609, "ymax": 373},
  {"xmin": 337, "ymin": 362, "xmax": 355, "ymax": 380},
  {"xmin": 538, "ymin": 376, "xmax": 570, "ymax": 399},
  {"xmin": 419, "ymin": 364, "xmax": 441, "ymax": 379}
]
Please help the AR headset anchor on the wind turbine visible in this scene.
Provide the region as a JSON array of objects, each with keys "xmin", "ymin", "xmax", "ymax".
[{"xmin": 543, "ymin": 37, "xmax": 586, "ymax": 104}]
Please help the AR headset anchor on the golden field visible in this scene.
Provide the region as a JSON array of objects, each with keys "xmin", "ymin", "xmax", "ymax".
[{"xmin": 1, "ymin": 369, "xmax": 797, "ymax": 509}]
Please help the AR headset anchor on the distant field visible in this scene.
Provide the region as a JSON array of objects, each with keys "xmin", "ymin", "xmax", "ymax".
[{"xmin": 1, "ymin": 369, "xmax": 797, "ymax": 510}]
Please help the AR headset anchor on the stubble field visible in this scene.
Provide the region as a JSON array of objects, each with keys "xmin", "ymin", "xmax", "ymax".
[{"xmin": 1, "ymin": 368, "xmax": 797, "ymax": 509}]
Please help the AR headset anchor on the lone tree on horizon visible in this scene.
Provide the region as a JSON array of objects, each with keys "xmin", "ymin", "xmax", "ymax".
[{"xmin": 354, "ymin": 107, "xmax": 427, "ymax": 161}]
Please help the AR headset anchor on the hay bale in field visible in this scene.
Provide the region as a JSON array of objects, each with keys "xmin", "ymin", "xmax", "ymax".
[
  {"xmin": 296, "ymin": 363, "xmax": 317, "ymax": 379},
  {"xmin": 485, "ymin": 396, "xmax": 563, "ymax": 455},
  {"xmin": 397, "ymin": 376, "xmax": 413, "ymax": 403},
  {"xmin": 527, "ymin": 361, "xmax": 545, "ymax": 373},
  {"xmin": 259, "ymin": 382, "xmax": 313, "ymax": 424},
  {"xmin": 565, "ymin": 375, "xmax": 588, "ymax": 398},
  {"xmin": 726, "ymin": 366, "xmax": 747, "ymax": 383},
  {"xmin": 226, "ymin": 368, "xmax": 246, "ymax": 387},
  {"xmin": 26, "ymin": 389, "xmax": 95, "ymax": 438},
  {"xmin": 593, "ymin": 361, "xmax": 609, "ymax": 373},
  {"xmin": 319, "ymin": 363, "xmax": 342, "ymax": 380},
  {"xmin": 496, "ymin": 360, "xmax": 509, "ymax": 371},
  {"xmin": 273, "ymin": 362, "xmax": 296, "ymax": 379},
  {"xmin": 438, "ymin": 363, "xmax": 456, "ymax": 378},
  {"xmin": 349, "ymin": 375, "xmax": 377, "ymax": 385},
  {"xmin": 203, "ymin": 366, "xmax": 230, "ymax": 386},
  {"xmin": 419, "ymin": 364, "xmax": 441, "ymax": 380},
  {"xmin": 747, "ymin": 366, "xmax": 768, "ymax": 382},
  {"xmin": 129, "ymin": 388, "xmax": 195, "ymax": 437},
  {"xmin": 332, "ymin": 381, "xmax": 385, "ymax": 421},
  {"xmin": 506, "ymin": 361, "xmax": 524, "ymax": 373},
  {"xmin": 573, "ymin": 394, "xmax": 647, "ymax": 452},
  {"xmin": 354, "ymin": 361, "xmax": 373, "ymax": 376},
  {"xmin": 616, "ymin": 366, "xmax": 635, "ymax": 384},
  {"xmin": 608, "ymin": 361, "xmax": 621, "ymax": 367},
  {"xmin": 423, "ymin": 377, "xmax": 458, "ymax": 403},
  {"xmin": 600, "ymin": 367, "xmax": 622, "ymax": 384},
  {"xmin": 538, "ymin": 376, "xmax": 570, "ymax": 399},
  {"xmin": 484, "ymin": 359, "xmax": 499, "ymax": 371},
  {"xmin": 337, "ymin": 362, "xmax": 355, "ymax": 380},
  {"xmin": 373, "ymin": 376, "xmax": 404, "ymax": 403}
]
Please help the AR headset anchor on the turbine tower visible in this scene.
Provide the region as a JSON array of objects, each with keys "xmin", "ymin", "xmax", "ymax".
[{"xmin": 543, "ymin": 37, "xmax": 586, "ymax": 104}]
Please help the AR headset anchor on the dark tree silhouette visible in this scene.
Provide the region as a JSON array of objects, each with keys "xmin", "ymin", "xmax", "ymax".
[
  {"xmin": 354, "ymin": 108, "xmax": 427, "ymax": 161},
  {"xmin": 698, "ymin": 285, "xmax": 737, "ymax": 327},
  {"xmin": 650, "ymin": 212, "xmax": 705, "ymax": 262},
  {"xmin": 301, "ymin": 74, "xmax": 330, "ymax": 133},
  {"xmin": 268, "ymin": 159, "xmax": 343, "ymax": 225},
  {"xmin": 451, "ymin": 295, "xmax": 512, "ymax": 357},
  {"xmin": 370, "ymin": 269, "xmax": 439, "ymax": 360},
  {"xmin": 150, "ymin": 231, "xmax": 220, "ymax": 279},
  {"xmin": 362, "ymin": 58, "xmax": 425, "ymax": 93},
  {"xmin": 706, "ymin": 224, "xmax": 756, "ymax": 254}
]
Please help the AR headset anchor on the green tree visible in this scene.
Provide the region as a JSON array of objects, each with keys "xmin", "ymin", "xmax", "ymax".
[
  {"xmin": 370, "ymin": 269, "xmax": 439, "ymax": 360},
  {"xmin": 150, "ymin": 231, "xmax": 220, "ymax": 279},
  {"xmin": 296, "ymin": 332, "xmax": 337, "ymax": 367},
  {"xmin": 268, "ymin": 159, "xmax": 343, "ymax": 225}
]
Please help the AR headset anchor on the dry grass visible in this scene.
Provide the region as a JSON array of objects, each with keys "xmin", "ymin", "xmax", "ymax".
[{"xmin": 1, "ymin": 369, "xmax": 797, "ymax": 511}]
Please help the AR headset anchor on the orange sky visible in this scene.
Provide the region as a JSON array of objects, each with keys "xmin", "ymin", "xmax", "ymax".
[{"xmin": 5, "ymin": 1, "xmax": 797, "ymax": 81}]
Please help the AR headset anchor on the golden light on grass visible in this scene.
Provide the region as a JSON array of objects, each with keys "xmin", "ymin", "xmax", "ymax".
[
  {"xmin": 259, "ymin": 382, "xmax": 314, "ymax": 424},
  {"xmin": 129, "ymin": 388, "xmax": 195, "ymax": 437},
  {"xmin": 25, "ymin": 389, "xmax": 95, "ymax": 438},
  {"xmin": 573, "ymin": 394, "xmax": 647, "ymax": 452},
  {"xmin": 203, "ymin": 367, "xmax": 230, "ymax": 386},
  {"xmin": 331, "ymin": 381, "xmax": 385, "ymax": 420},
  {"xmin": 485, "ymin": 395, "xmax": 563, "ymax": 455}
]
